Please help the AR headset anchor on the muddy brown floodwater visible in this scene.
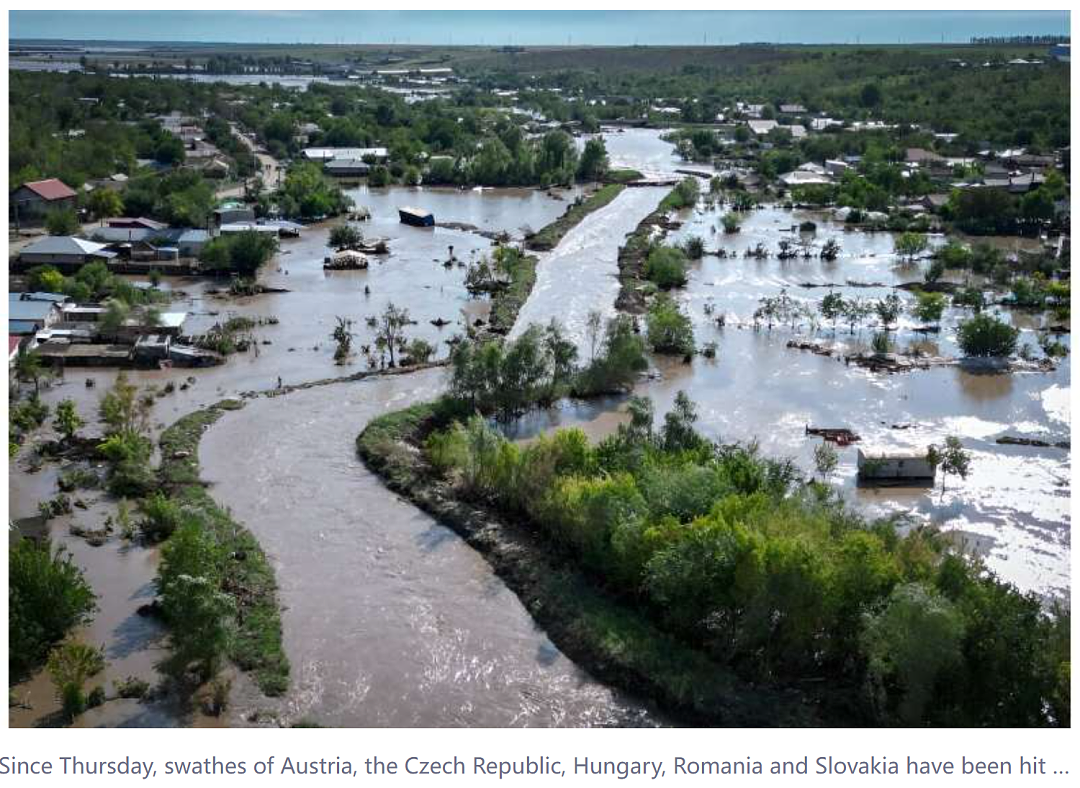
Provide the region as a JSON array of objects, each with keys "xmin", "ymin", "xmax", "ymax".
[
  {"xmin": 200, "ymin": 370, "xmax": 660, "ymax": 727},
  {"xmin": 10, "ymin": 127, "xmax": 1069, "ymax": 729}
]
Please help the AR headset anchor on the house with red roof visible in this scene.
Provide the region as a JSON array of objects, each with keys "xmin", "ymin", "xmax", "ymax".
[{"xmin": 10, "ymin": 178, "xmax": 79, "ymax": 224}]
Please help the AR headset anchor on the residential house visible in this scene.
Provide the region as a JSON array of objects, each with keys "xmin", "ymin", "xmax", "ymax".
[
  {"xmin": 324, "ymin": 158, "xmax": 372, "ymax": 177},
  {"xmin": 9, "ymin": 293, "xmax": 66, "ymax": 333},
  {"xmin": 302, "ymin": 147, "xmax": 389, "ymax": 162},
  {"xmin": 905, "ymin": 148, "xmax": 945, "ymax": 167},
  {"xmin": 747, "ymin": 119, "xmax": 779, "ymax": 136},
  {"xmin": 10, "ymin": 178, "xmax": 78, "ymax": 224},
  {"xmin": 17, "ymin": 236, "xmax": 116, "ymax": 271},
  {"xmin": 778, "ymin": 103, "xmax": 807, "ymax": 115},
  {"xmin": 920, "ymin": 194, "xmax": 951, "ymax": 212},
  {"xmin": 825, "ymin": 159, "xmax": 852, "ymax": 177},
  {"xmin": 107, "ymin": 217, "xmax": 169, "ymax": 232}
]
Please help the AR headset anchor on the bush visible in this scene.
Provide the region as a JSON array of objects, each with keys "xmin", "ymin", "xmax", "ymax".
[
  {"xmin": 402, "ymin": 338, "xmax": 435, "ymax": 366},
  {"xmin": 139, "ymin": 493, "xmax": 184, "ymax": 542},
  {"xmin": 913, "ymin": 292, "xmax": 947, "ymax": 325},
  {"xmin": 644, "ymin": 246, "xmax": 689, "ymax": 289},
  {"xmin": 199, "ymin": 231, "xmax": 278, "ymax": 276},
  {"xmin": 646, "ymin": 295, "xmax": 695, "ymax": 356},
  {"xmin": 682, "ymin": 236, "xmax": 705, "ymax": 260},
  {"xmin": 573, "ymin": 315, "xmax": 648, "ymax": 395},
  {"xmin": 957, "ymin": 313, "xmax": 1020, "ymax": 357},
  {"xmin": 9, "ymin": 539, "xmax": 97, "ymax": 679},
  {"xmin": 47, "ymin": 641, "xmax": 106, "ymax": 721}
]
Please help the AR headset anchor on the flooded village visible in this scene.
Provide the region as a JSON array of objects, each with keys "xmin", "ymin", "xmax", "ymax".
[{"xmin": 7, "ymin": 30, "xmax": 1071, "ymax": 729}]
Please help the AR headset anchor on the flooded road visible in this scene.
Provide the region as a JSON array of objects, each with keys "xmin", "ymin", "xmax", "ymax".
[
  {"xmin": 512, "ymin": 186, "xmax": 666, "ymax": 353},
  {"xmin": 200, "ymin": 371, "xmax": 658, "ymax": 727}
]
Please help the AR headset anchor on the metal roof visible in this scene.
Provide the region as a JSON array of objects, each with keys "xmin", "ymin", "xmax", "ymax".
[
  {"xmin": 20, "ymin": 236, "xmax": 114, "ymax": 257},
  {"xmin": 15, "ymin": 178, "xmax": 77, "ymax": 201}
]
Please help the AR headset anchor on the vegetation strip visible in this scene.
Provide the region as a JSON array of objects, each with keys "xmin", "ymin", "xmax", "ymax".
[
  {"xmin": 614, "ymin": 179, "xmax": 700, "ymax": 315},
  {"xmin": 157, "ymin": 400, "xmax": 290, "ymax": 696},
  {"xmin": 357, "ymin": 403, "xmax": 819, "ymax": 726},
  {"xmin": 525, "ymin": 183, "xmax": 627, "ymax": 251}
]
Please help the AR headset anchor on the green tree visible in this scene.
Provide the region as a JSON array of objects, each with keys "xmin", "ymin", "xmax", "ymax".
[
  {"xmin": 86, "ymin": 188, "xmax": 124, "ymax": 221},
  {"xmin": 14, "ymin": 348, "xmax": 45, "ymax": 394},
  {"xmin": 894, "ymin": 232, "xmax": 928, "ymax": 263},
  {"xmin": 45, "ymin": 207, "xmax": 80, "ymax": 236},
  {"xmin": 927, "ymin": 436, "xmax": 971, "ymax": 494},
  {"xmin": 53, "ymin": 399, "xmax": 84, "ymax": 443},
  {"xmin": 913, "ymin": 291, "xmax": 947, "ymax": 327},
  {"xmin": 646, "ymin": 295, "xmax": 695, "ymax": 356},
  {"xmin": 577, "ymin": 138, "xmax": 610, "ymax": 182},
  {"xmin": 644, "ymin": 246, "xmax": 689, "ymax": 289},
  {"xmin": 863, "ymin": 583, "xmax": 965, "ymax": 724},
  {"xmin": 819, "ymin": 291, "xmax": 846, "ymax": 329},
  {"xmin": 8, "ymin": 539, "xmax": 96, "ymax": 678},
  {"xmin": 957, "ymin": 313, "xmax": 1019, "ymax": 357},
  {"xmin": 875, "ymin": 293, "xmax": 903, "ymax": 330},
  {"xmin": 813, "ymin": 441, "xmax": 839, "ymax": 483}
]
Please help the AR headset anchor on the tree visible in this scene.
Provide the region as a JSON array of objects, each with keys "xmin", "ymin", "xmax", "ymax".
[
  {"xmin": 157, "ymin": 519, "xmax": 232, "ymax": 682},
  {"xmin": 14, "ymin": 348, "xmax": 44, "ymax": 394},
  {"xmin": 644, "ymin": 246, "xmax": 689, "ymax": 289},
  {"xmin": 661, "ymin": 391, "xmax": 706, "ymax": 453},
  {"xmin": 86, "ymin": 188, "xmax": 124, "ymax": 221},
  {"xmin": 329, "ymin": 224, "xmax": 362, "ymax": 251},
  {"xmin": 331, "ymin": 316, "xmax": 353, "ymax": 364},
  {"xmin": 859, "ymin": 82, "xmax": 883, "ymax": 108},
  {"xmin": 819, "ymin": 291, "xmax": 846, "ymax": 329},
  {"xmin": 99, "ymin": 299, "xmax": 131, "ymax": 336},
  {"xmin": 577, "ymin": 138, "xmax": 609, "ymax": 182},
  {"xmin": 913, "ymin": 291, "xmax": 947, "ymax": 327},
  {"xmin": 646, "ymin": 295, "xmax": 695, "ymax": 356},
  {"xmin": 927, "ymin": 436, "xmax": 971, "ymax": 494},
  {"xmin": 924, "ymin": 258, "xmax": 946, "ymax": 284},
  {"xmin": 875, "ymin": 293, "xmax": 903, "ymax": 330},
  {"xmin": 376, "ymin": 302, "xmax": 410, "ymax": 367},
  {"xmin": 863, "ymin": 583, "xmax": 964, "ymax": 724},
  {"xmin": 813, "ymin": 442, "xmax": 839, "ymax": 483},
  {"xmin": 53, "ymin": 399, "xmax": 84, "ymax": 443},
  {"xmin": 894, "ymin": 232, "xmax": 928, "ymax": 263},
  {"xmin": 8, "ymin": 539, "xmax": 96, "ymax": 679},
  {"xmin": 45, "ymin": 207, "xmax": 80, "ymax": 236},
  {"xmin": 957, "ymin": 313, "xmax": 1019, "ymax": 357},
  {"xmin": 368, "ymin": 165, "xmax": 391, "ymax": 187},
  {"xmin": 842, "ymin": 297, "xmax": 872, "ymax": 333}
]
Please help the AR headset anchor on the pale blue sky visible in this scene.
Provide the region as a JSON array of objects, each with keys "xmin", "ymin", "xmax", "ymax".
[{"xmin": 9, "ymin": 10, "xmax": 1071, "ymax": 46}]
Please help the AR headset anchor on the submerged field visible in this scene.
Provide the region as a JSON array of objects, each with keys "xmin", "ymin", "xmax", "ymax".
[{"xmin": 9, "ymin": 129, "xmax": 1070, "ymax": 727}]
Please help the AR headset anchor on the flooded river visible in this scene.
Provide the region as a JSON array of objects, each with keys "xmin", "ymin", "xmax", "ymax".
[
  {"xmin": 9, "ymin": 128, "xmax": 1069, "ymax": 727},
  {"xmin": 200, "ymin": 371, "xmax": 658, "ymax": 727}
]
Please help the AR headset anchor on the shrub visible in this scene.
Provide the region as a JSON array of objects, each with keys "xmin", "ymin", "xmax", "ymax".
[
  {"xmin": 646, "ymin": 295, "xmax": 695, "ymax": 356},
  {"xmin": 957, "ymin": 313, "xmax": 1019, "ymax": 357},
  {"xmin": 913, "ymin": 292, "xmax": 947, "ymax": 325},
  {"xmin": 644, "ymin": 246, "xmax": 689, "ymax": 289},
  {"xmin": 573, "ymin": 316, "xmax": 648, "ymax": 396},
  {"xmin": 47, "ymin": 641, "xmax": 106, "ymax": 721},
  {"xmin": 682, "ymin": 236, "xmax": 706, "ymax": 260},
  {"xmin": 139, "ymin": 493, "xmax": 184, "ymax": 542}
]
